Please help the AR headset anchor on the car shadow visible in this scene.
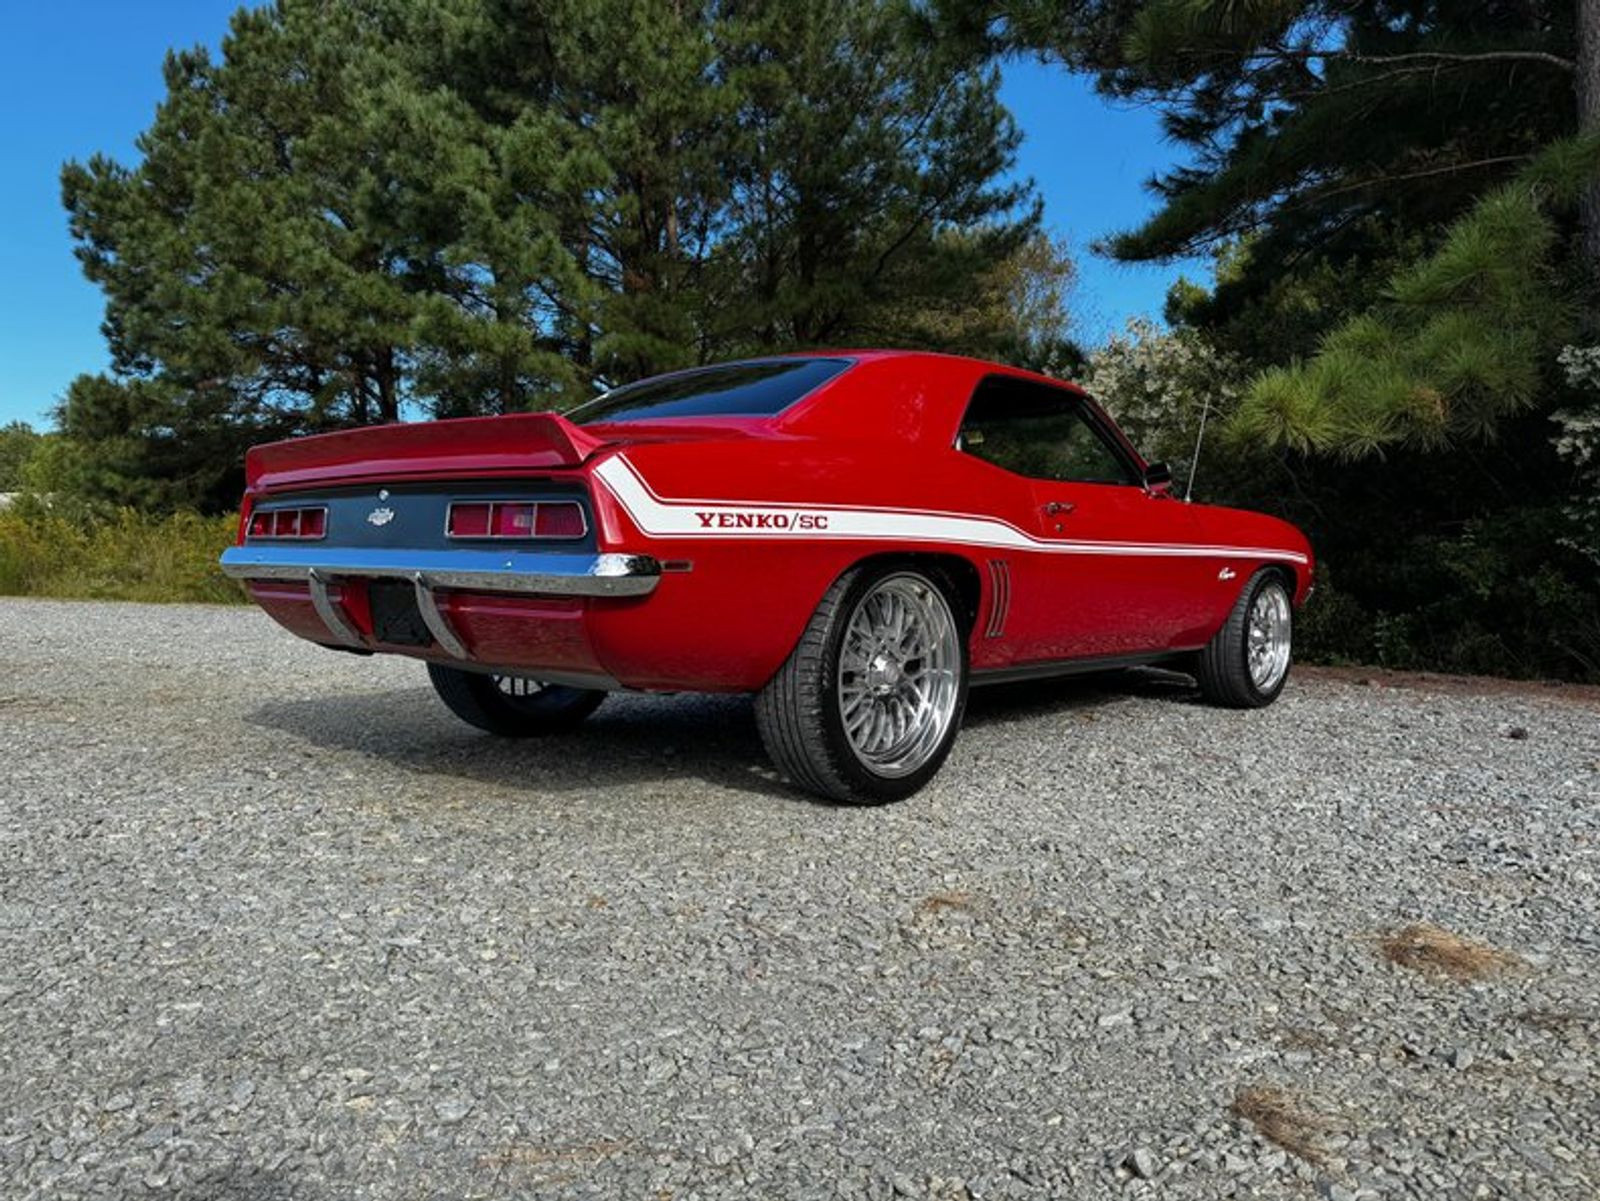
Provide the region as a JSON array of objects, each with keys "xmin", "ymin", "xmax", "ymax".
[
  {"xmin": 249, "ymin": 668, "xmax": 1202, "ymax": 801},
  {"xmin": 962, "ymin": 666, "xmax": 1202, "ymax": 728},
  {"xmin": 250, "ymin": 686, "xmax": 798, "ymax": 799}
]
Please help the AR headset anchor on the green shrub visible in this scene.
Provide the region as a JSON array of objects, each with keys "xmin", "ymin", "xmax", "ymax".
[
  {"xmin": 0, "ymin": 503, "xmax": 243, "ymax": 605},
  {"xmin": 1293, "ymin": 570, "xmax": 1374, "ymax": 667}
]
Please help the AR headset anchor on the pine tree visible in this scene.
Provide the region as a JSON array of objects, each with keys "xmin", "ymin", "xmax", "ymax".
[{"xmin": 61, "ymin": 0, "xmax": 1037, "ymax": 508}]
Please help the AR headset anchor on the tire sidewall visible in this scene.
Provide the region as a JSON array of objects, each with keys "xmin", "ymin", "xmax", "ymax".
[
  {"xmin": 816, "ymin": 566, "xmax": 970, "ymax": 803},
  {"xmin": 428, "ymin": 663, "xmax": 604, "ymax": 736}
]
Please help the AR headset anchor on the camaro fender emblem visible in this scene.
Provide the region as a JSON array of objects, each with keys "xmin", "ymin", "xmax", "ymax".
[
  {"xmin": 1218, "ymin": 567, "xmax": 1237, "ymax": 580},
  {"xmin": 367, "ymin": 506, "xmax": 396, "ymax": 527}
]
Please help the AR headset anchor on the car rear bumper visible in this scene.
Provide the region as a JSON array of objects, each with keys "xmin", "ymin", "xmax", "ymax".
[
  {"xmin": 220, "ymin": 546, "xmax": 662, "ymax": 596},
  {"xmin": 220, "ymin": 545, "xmax": 661, "ymax": 670}
]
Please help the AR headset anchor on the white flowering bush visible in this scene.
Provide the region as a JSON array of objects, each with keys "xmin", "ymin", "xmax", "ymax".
[
  {"xmin": 1554, "ymin": 345, "xmax": 1600, "ymax": 563},
  {"xmin": 1077, "ymin": 318, "xmax": 1242, "ymax": 487}
]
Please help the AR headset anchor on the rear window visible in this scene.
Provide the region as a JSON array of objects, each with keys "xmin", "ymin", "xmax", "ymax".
[{"xmin": 567, "ymin": 357, "xmax": 852, "ymax": 425}]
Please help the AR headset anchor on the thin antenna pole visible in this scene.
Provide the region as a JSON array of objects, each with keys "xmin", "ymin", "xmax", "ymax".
[{"xmin": 1185, "ymin": 395, "xmax": 1212, "ymax": 503}]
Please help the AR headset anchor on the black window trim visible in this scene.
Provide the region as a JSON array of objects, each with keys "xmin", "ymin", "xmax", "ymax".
[{"xmin": 954, "ymin": 373, "xmax": 1145, "ymax": 487}]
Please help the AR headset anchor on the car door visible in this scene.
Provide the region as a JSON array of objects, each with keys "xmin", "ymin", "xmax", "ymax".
[{"xmin": 956, "ymin": 374, "xmax": 1203, "ymax": 662}]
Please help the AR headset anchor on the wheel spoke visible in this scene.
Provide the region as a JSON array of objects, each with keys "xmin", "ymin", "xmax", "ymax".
[
  {"xmin": 834, "ymin": 574, "xmax": 962, "ymax": 779},
  {"xmin": 1245, "ymin": 583, "xmax": 1292, "ymax": 691}
]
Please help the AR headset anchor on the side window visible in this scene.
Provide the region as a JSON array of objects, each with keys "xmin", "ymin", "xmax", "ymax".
[{"xmin": 957, "ymin": 376, "xmax": 1136, "ymax": 485}]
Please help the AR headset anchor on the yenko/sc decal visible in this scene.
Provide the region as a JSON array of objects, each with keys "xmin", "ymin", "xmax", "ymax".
[{"xmin": 694, "ymin": 510, "xmax": 831, "ymax": 531}]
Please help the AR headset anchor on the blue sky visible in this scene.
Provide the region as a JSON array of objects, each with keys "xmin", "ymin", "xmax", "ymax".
[{"xmin": 0, "ymin": 4, "xmax": 1203, "ymax": 428}]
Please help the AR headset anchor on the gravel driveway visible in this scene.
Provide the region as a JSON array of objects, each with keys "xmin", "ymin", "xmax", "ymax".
[{"xmin": 2, "ymin": 598, "xmax": 1597, "ymax": 1200}]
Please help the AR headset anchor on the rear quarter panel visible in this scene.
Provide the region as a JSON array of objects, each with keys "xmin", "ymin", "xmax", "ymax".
[{"xmin": 583, "ymin": 436, "xmax": 1009, "ymax": 690}]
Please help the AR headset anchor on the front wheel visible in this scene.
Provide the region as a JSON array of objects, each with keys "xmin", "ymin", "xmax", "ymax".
[
  {"xmin": 427, "ymin": 664, "xmax": 605, "ymax": 736},
  {"xmin": 1195, "ymin": 568, "xmax": 1294, "ymax": 708},
  {"xmin": 756, "ymin": 565, "xmax": 969, "ymax": 804}
]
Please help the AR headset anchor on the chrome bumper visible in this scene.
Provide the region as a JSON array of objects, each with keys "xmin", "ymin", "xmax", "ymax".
[
  {"xmin": 219, "ymin": 545, "xmax": 660, "ymax": 657},
  {"xmin": 220, "ymin": 546, "xmax": 661, "ymax": 596}
]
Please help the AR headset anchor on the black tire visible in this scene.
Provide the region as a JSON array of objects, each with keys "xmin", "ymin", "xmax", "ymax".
[
  {"xmin": 426, "ymin": 664, "xmax": 605, "ymax": 736},
  {"xmin": 755, "ymin": 564, "xmax": 970, "ymax": 805},
  {"xmin": 1195, "ymin": 568, "xmax": 1294, "ymax": 708}
]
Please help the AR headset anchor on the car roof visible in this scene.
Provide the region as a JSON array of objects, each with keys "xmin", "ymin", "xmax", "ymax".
[
  {"xmin": 580, "ymin": 350, "xmax": 1099, "ymax": 452},
  {"xmin": 782, "ymin": 347, "xmax": 1086, "ymax": 391}
]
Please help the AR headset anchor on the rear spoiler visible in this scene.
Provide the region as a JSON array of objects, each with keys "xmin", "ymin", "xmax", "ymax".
[{"xmin": 245, "ymin": 412, "xmax": 612, "ymax": 492}]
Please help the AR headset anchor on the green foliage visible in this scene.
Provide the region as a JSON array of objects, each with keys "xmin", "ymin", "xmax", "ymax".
[
  {"xmin": 896, "ymin": 232, "xmax": 1083, "ymax": 374},
  {"xmin": 933, "ymin": 0, "xmax": 1579, "ymax": 328},
  {"xmin": 63, "ymin": 0, "xmax": 1036, "ymax": 510},
  {"xmin": 1230, "ymin": 142, "xmax": 1593, "ymax": 458},
  {"xmin": 1290, "ymin": 567, "xmax": 1373, "ymax": 667},
  {"xmin": 1312, "ymin": 509, "xmax": 1600, "ymax": 678},
  {"xmin": 0, "ymin": 505, "xmax": 242, "ymax": 604},
  {"xmin": 929, "ymin": 0, "xmax": 1600, "ymax": 680},
  {"xmin": 0, "ymin": 422, "xmax": 41, "ymax": 491},
  {"xmin": 1230, "ymin": 362, "xmax": 1337, "ymax": 454}
]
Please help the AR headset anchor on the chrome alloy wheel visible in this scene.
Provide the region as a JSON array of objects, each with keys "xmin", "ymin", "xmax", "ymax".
[
  {"xmin": 493, "ymin": 674, "xmax": 553, "ymax": 711},
  {"xmin": 493, "ymin": 674, "xmax": 546, "ymax": 699},
  {"xmin": 1246, "ymin": 580, "xmax": 1292, "ymax": 692},
  {"xmin": 837, "ymin": 573, "xmax": 962, "ymax": 778}
]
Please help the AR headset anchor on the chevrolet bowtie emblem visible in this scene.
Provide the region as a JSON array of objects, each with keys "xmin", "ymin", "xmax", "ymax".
[{"xmin": 367, "ymin": 506, "xmax": 395, "ymax": 527}]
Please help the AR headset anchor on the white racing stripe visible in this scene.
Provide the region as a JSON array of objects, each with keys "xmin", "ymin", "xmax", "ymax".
[{"xmin": 592, "ymin": 454, "xmax": 1309, "ymax": 564}]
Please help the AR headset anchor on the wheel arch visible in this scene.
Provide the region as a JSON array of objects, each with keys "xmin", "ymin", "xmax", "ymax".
[
  {"xmin": 836, "ymin": 550, "xmax": 984, "ymax": 634},
  {"xmin": 1263, "ymin": 559, "xmax": 1305, "ymax": 604}
]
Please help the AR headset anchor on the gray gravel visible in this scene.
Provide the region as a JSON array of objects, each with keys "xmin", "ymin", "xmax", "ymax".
[{"xmin": 2, "ymin": 597, "xmax": 1598, "ymax": 1200}]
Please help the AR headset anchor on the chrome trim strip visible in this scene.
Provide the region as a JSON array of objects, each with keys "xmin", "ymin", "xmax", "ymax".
[
  {"xmin": 412, "ymin": 572, "xmax": 469, "ymax": 658},
  {"xmin": 985, "ymin": 559, "xmax": 1010, "ymax": 638},
  {"xmin": 221, "ymin": 546, "xmax": 661, "ymax": 597},
  {"xmin": 306, "ymin": 567, "xmax": 364, "ymax": 647}
]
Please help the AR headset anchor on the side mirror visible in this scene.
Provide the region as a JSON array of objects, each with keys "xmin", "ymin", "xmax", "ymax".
[{"xmin": 1143, "ymin": 461, "xmax": 1173, "ymax": 493}]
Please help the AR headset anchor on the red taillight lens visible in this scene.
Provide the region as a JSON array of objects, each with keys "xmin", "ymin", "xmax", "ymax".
[
  {"xmin": 447, "ymin": 502, "xmax": 491, "ymax": 537},
  {"xmin": 533, "ymin": 501, "xmax": 586, "ymax": 539},
  {"xmin": 490, "ymin": 503, "xmax": 537, "ymax": 538},
  {"xmin": 447, "ymin": 500, "xmax": 587, "ymax": 539},
  {"xmin": 248, "ymin": 506, "xmax": 326, "ymax": 539}
]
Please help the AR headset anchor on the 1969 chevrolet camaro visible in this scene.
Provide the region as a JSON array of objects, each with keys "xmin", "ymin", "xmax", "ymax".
[{"xmin": 221, "ymin": 351, "xmax": 1313, "ymax": 803}]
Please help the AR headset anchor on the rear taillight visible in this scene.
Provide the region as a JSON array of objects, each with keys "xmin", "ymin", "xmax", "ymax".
[
  {"xmin": 247, "ymin": 506, "xmax": 327, "ymax": 540},
  {"xmin": 534, "ymin": 502, "xmax": 587, "ymax": 539},
  {"xmin": 447, "ymin": 502, "xmax": 491, "ymax": 537},
  {"xmin": 447, "ymin": 500, "xmax": 587, "ymax": 540},
  {"xmin": 490, "ymin": 503, "xmax": 537, "ymax": 538}
]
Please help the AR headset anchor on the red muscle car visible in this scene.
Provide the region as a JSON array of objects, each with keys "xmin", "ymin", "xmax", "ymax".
[{"xmin": 221, "ymin": 351, "xmax": 1312, "ymax": 803}]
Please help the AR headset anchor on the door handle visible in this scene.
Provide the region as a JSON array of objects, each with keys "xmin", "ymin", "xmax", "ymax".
[{"xmin": 1041, "ymin": 500, "xmax": 1075, "ymax": 516}]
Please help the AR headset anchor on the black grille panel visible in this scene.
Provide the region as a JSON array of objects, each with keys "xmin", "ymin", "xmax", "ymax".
[{"xmin": 367, "ymin": 580, "xmax": 432, "ymax": 646}]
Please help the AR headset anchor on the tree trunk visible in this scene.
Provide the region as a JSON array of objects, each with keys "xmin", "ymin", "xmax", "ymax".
[
  {"xmin": 1579, "ymin": 0, "xmax": 1600, "ymax": 275},
  {"xmin": 375, "ymin": 349, "xmax": 399, "ymax": 424}
]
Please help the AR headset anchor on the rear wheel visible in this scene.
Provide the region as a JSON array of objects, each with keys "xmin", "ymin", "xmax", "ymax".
[
  {"xmin": 427, "ymin": 664, "xmax": 605, "ymax": 735},
  {"xmin": 756, "ymin": 565, "xmax": 969, "ymax": 804},
  {"xmin": 1195, "ymin": 569, "xmax": 1294, "ymax": 708}
]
